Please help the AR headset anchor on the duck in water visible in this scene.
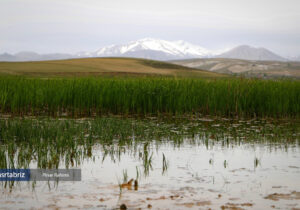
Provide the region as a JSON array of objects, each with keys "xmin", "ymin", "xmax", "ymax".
[{"xmin": 121, "ymin": 179, "xmax": 134, "ymax": 190}]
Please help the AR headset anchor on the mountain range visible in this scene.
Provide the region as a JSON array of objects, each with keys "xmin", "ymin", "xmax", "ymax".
[
  {"xmin": 79, "ymin": 38, "xmax": 221, "ymax": 60},
  {"xmin": 0, "ymin": 38, "xmax": 295, "ymax": 62},
  {"xmin": 0, "ymin": 52, "xmax": 73, "ymax": 62}
]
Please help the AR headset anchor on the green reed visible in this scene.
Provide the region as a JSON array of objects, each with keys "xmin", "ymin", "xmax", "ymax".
[
  {"xmin": 162, "ymin": 153, "xmax": 168, "ymax": 175},
  {"xmin": 0, "ymin": 117, "xmax": 298, "ymax": 171},
  {"xmin": 0, "ymin": 76, "xmax": 299, "ymax": 117},
  {"xmin": 0, "ymin": 117, "xmax": 299, "ymax": 190}
]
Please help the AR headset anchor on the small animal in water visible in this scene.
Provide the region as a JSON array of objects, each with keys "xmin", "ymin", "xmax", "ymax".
[{"xmin": 121, "ymin": 179, "xmax": 134, "ymax": 189}]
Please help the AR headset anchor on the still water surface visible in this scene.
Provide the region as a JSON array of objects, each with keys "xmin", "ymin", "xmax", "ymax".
[{"xmin": 0, "ymin": 117, "xmax": 299, "ymax": 209}]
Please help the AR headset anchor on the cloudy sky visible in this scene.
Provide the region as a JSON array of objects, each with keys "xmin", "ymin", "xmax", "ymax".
[{"xmin": 1, "ymin": 0, "xmax": 299, "ymax": 57}]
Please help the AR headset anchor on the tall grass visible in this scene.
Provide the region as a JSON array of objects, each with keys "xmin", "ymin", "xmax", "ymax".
[
  {"xmin": 0, "ymin": 117, "xmax": 299, "ymax": 175},
  {"xmin": 0, "ymin": 76, "xmax": 299, "ymax": 117}
]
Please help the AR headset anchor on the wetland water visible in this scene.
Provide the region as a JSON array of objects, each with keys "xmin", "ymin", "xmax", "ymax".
[{"xmin": 0, "ymin": 117, "xmax": 299, "ymax": 209}]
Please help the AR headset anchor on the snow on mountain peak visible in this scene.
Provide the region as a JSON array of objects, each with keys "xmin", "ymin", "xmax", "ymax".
[
  {"xmin": 90, "ymin": 38, "xmax": 217, "ymax": 59},
  {"xmin": 74, "ymin": 38, "xmax": 231, "ymax": 60}
]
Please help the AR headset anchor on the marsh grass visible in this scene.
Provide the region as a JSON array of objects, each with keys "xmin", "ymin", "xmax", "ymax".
[
  {"xmin": 0, "ymin": 117, "xmax": 299, "ymax": 190},
  {"xmin": 162, "ymin": 153, "xmax": 168, "ymax": 175},
  {"xmin": 0, "ymin": 117, "xmax": 297, "ymax": 171},
  {"xmin": 0, "ymin": 116, "xmax": 297, "ymax": 200},
  {"xmin": 0, "ymin": 77, "xmax": 299, "ymax": 117},
  {"xmin": 122, "ymin": 169, "xmax": 128, "ymax": 183},
  {"xmin": 254, "ymin": 157, "xmax": 261, "ymax": 169}
]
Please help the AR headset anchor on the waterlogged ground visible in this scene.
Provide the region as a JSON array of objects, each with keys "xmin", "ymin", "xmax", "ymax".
[{"xmin": 0, "ymin": 117, "xmax": 300, "ymax": 209}]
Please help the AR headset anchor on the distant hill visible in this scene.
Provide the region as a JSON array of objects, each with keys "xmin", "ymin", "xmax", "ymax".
[
  {"xmin": 288, "ymin": 56, "xmax": 300, "ymax": 61},
  {"xmin": 0, "ymin": 53, "xmax": 15, "ymax": 61},
  {"xmin": 217, "ymin": 45, "xmax": 286, "ymax": 61},
  {"xmin": 171, "ymin": 58, "xmax": 300, "ymax": 78},
  {"xmin": 0, "ymin": 57, "xmax": 226, "ymax": 78},
  {"xmin": 0, "ymin": 51, "xmax": 74, "ymax": 62}
]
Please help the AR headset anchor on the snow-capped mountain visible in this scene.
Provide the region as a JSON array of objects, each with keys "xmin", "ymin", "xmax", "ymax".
[
  {"xmin": 80, "ymin": 38, "xmax": 220, "ymax": 60},
  {"xmin": 0, "ymin": 38, "xmax": 294, "ymax": 62},
  {"xmin": 76, "ymin": 38, "xmax": 287, "ymax": 61}
]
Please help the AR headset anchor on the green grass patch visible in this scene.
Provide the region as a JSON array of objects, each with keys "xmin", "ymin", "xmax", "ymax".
[{"xmin": 0, "ymin": 76, "xmax": 299, "ymax": 117}]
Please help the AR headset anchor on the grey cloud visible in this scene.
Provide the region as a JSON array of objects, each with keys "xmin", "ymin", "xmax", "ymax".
[{"xmin": 0, "ymin": 0, "xmax": 299, "ymax": 56}]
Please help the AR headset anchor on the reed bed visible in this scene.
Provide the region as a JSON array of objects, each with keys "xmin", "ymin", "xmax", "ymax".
[
  {"xmin": 1, "ymin": 117, "xmax": 299, "ymax": 191},
  {"xmin": 0, "ymin": 76, "xmax": 299, "ymax": 117},
  {"xmin": 0, "ymin": 117, "xmax": 298, "ymax": 170}
]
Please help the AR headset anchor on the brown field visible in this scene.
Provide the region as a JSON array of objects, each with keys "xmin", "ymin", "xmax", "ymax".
[{"xmin": 0, "ymin": 57, "xmax": 226, "ymax": 78}]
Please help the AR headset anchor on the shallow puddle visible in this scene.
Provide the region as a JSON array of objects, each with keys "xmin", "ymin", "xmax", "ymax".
[{"xmin": 0, "ymin": 117, "xmax": 299, "ymax": 209}]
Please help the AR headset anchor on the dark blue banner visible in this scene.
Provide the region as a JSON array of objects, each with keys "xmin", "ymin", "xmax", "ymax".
[{"xmin": 0, "ymin": 169, "xmax": 30, "ymax": 181}]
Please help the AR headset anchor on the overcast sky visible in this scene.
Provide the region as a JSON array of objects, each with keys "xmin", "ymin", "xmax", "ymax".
[{"xmin": 1, "ymin": 0, "xmax": 299, "ymax": 56}]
